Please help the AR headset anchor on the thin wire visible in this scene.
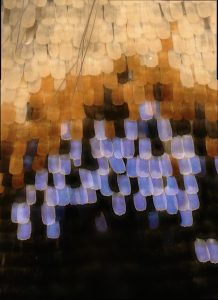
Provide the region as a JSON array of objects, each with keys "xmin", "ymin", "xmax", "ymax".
[
  {"xmin": 75, "ymin": 0, "xmax": 97, "ymax": 74},
  {"xmin": 53, "ymin": 0, "xmax": 97, "ymax": 96},
  {"xmin": 15, "ymin": 0, "xmax": 25, "ymax": 54},
  {"xmin": 70, "ymin": 1, "xmax": 99, "ymax": 103},
  {"xmin": 34, "ymin": 0, "xmax": 99, "ymax": 123},
  {"xmin": 2, "ymin": 3, "xmax": 28, "ymax": 47}
]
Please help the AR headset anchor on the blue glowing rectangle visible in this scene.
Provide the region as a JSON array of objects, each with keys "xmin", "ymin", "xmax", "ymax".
[
  {"xmin": 139, "ymin": 138, "xmax": 151, "ymax": 159},
  {"xmin": 53, "ymin": 172, "xmax": 66, "ymax": 189},
  {"xmin": 180, "ymin": 210, "xmax": 193, "ymax": 227},
  {"xmin": 100, "ymin": 139, "xmax": 113, "ymax": 158},
  {"xmin": 45, "ymin": 186, "xmax": 59, "ymax": 206},
  {"xmin": 160, "ymin": 153, "xmax": 173, "ymax": 177},
  {"xmin": 133, "ymin": 192, "xmax": 147, "ymax": 211},
  {"xmin": 48, "ymin": 155, "xmax": 60, "ymax": 173},
  {"xmin": 70, "ymin": 140, "xmax": 82, "ymax": 160},
  {"xmin": 41, "ymin": 203, "xmax": 56, "ymax": 225},
  {"xmin": 136, "ymin": 157, "xmax": 149, "ymax": 177},
  {"xmin": 94, "ymin": 120, "xmax": 106, "ymax": 140},
  {"xmin": 112, "ymin": 193, "xmax": 126, "ymax": 216},
  {"xmin": 138, "ymin": 176, "xmax": 154, "ymax": 196},
  {"xmin": 157, "ymin": 118, "xmax": 172, "ymax": 142},
  {"xmin": 117, "ymin": 174, "xmax": 131, "ymax": 195},
  {"xmin": 17, "ymin": 221, "xmax": 32, "ymax": 240},
  {"xmin": 35, "ymin": 169, "xmax": 48, "ymax": 190},
  {"xmin": 124, "ymin": 119, "xmax": 138, "ymax": 140},
  {"xmin": 100, "ymin": 175, "xmax": 113, "ymax": 196},
  {"xmin": 47, "ymin": 221, "xmax": 60, "ymax": 239},
  {"xmin": 153, "ymin": 193, "xmax": 167, "ymax": 211},
  {"xmin": 109, "ymin": 157, "xmax": 126, "ymax": 174},
  {"xmin": 126, "ymin": 158, "xmax": 137, "ymax": 177},
  {"xmin": 121, "ymin": 138, "xmax": 135, "ymax": 158}
]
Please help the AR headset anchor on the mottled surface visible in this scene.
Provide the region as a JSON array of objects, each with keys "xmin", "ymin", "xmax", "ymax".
[
  {"xmin": 0, "ymin": 172, "xmax": 218, "ymax": 298},
  {"xmin": 1, "ymin": 0, "xmax": 218, "ymax": 298}
]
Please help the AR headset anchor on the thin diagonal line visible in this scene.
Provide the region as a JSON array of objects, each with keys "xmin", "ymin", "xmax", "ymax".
[
  {"xmin": 53, "ymin": 0, "xmax": 97, "ymax": 97},
  {"xmin": 15, "ymin": 0, "xmax": 25, "ymax": 53},
  {"xmin": 70, "ymin": 1, "xmax": 99, "ymax": 103}
]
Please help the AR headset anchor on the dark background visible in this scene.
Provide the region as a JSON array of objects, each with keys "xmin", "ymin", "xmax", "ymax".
[{"xmin": 0, "ymin": 175, "xmax": 218, "ymax": 299}]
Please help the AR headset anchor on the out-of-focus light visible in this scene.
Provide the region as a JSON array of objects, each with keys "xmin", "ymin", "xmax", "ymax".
[
  {"xmin": 47, "ymin": 221, "xmax": 60, "ymax": 239},
  {"xmin": 180, "ymin": 210, "xmax": 193, "ymax": 227},
  {"xmin": 95, "ymin": 212, "xmax": 108, "ymax": 233},
  {"xmin": 206, "ymin": 239, "xmax": 218, "ymax": 264},
  {"xmin": 23, "ymin": 155, "xmax": 33, "ymax": 172},
  {"xmin": 17, "ymin": 203, "xmax": 30, "ymax": 224},
  {"xmin": 199, "ymin": 157, "xmax": 206, "ymax": 176},
  {"xmin": 26, "ymin": 185, "xmax": 36, "ymax": 205},
  {"xmin": 69, "ymin": 188, "xmax": 79, "ymax": 205},
  {"xmin": 148, "ymin": 211, "xmax": 159, "ymax": 229},
  {"xmin": 11, "ymin": 203, "xmax": 19, "ymax": 223},
  {"xmin": 87, "ymin": 189, "xmax": 97, "ymax": 204},
  {"xmin": 112, "ymin": 193, "xmax": 126, "ymax": 216},
  {"xmin": 194, "ymin": 239, "xmax": 210, "ymax": 263},
  {"xmin": 117, "ymin": 174, "xmax": 131, "ymax": 195},
  {"xmin": 215, "ymin": 157, "xmax": 218, "ymax": 173},
  {"xmin": 41, "ymin": 203, "xmax": 56, "ymax": 225},
  {"xmin": 17, "ymin": 221, "xmax": 32, "ymax": 240}
]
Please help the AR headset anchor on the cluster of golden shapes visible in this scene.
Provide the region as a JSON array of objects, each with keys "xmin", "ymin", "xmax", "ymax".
[
  {"xmin": 1, "ymin": 51, "xmax": 217, "ymax": 191},
  {"xmin": 1, "ymin": 74, "xmax": 217, "ymax": 148}
]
